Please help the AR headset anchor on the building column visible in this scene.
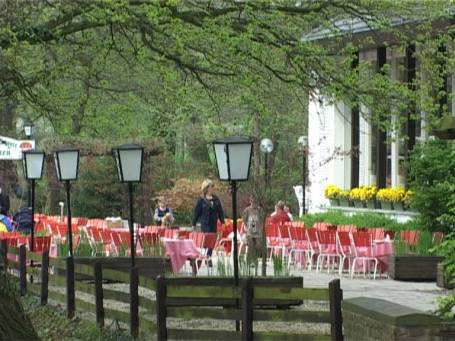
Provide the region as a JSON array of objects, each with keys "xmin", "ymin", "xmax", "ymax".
[
  {"xmin": 376, "ymin": 46, "xmax": 387, "ymax": 189},
  {"xmin": 390, "ymin": 49, "xmax": 400, "ymax": 187}
]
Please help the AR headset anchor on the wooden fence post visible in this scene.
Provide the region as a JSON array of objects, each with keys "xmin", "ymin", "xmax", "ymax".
[
  {"xmin": 130, "ymin": 266, "xmax": 139, "ymax": 338},
  {"xmin": 40, "ymin": 251, "xmax": 49, "ymax": 305},
  {"xmin": 66, "ymin": 256, "xmax": 75, "ymax": 318},
  {"xmin": 19, "ymin": 245, "xmax": 27, "ymax": 296},
  {"xmin": 329, "ymin": 279, "xmax": 343, "ymax": 341},
  {"xmin": 94, "ymin": 261, "xmax": 104, "ymax": 327},
  {"xmin": 156, "ymin": 275, "xmax": 167, "ymax": 341},
  {"xmin": 242, "ymin": 277, "xmax": 254, "ymax": 340},
  {"xmin": 0, "ymin": 240, "xmax": 7, "ymax": 271}
]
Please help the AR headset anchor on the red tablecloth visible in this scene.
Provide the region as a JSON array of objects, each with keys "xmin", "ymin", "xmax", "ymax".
[{"xmin": 161, "ymin": 238, "xmax": 200, "ymax": 273}]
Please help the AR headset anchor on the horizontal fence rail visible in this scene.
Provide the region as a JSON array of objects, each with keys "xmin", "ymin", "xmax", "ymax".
[
  {"xmin": 1, "ymin": 240, "xmax": 344, "ymax": 341},
  {"xmin": 156, "ymin": 276, "xmax": 343, "ymax": 341}
]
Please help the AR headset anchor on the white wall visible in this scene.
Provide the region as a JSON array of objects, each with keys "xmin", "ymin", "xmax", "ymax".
[{"xmin": 307, "ymin": 93, "xmax": 352, "ymax": 212}]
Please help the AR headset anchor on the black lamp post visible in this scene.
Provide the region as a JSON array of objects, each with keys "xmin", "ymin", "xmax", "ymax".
[
  {"xmin": 260, "ymin": 138, "xmax": 273, "ymax": 186},
  {"xmin": 54, "ymin": 147, "xmax": 79, "ymax": 318},
  {"xmin": 112, "ymin": 144, "xmax": 144, "ymax": 268},
  {"xmin": 23, "ymin": 120, "xmax": 34, "ymax": 207},
  {"xmin": 54, "ymin": 148, "xmax": 80, "ymax": 256},
  {"xmin": 259, "ymin": 138, "xmax": 273, "ymax": 276},
  {"xmin": 298, "ymin": 135, "xmax": 308, "ymax": 216},
  {"xmin": 213, "ymin": 136, "xmax": 253, "ymax": 285},
  {"xmin": 22, "ymin": 150, "xmax": 45, "ymax": 252}
]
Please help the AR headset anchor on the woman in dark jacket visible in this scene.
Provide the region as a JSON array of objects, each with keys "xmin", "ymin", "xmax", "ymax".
[{"xmin": 192, "ymin": 179, "xmax": 225, "ymax": 257}]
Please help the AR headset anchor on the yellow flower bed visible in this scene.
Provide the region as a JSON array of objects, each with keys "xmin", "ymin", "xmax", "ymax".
[
  {"xmin": 324, "ymin": 184, "xmax": 342, "ymax": 199},
  {"xmin": 376, "ymin": 187, "xmax": 406, "ymax": 202},
  {"xmin": 349, "ymin": 186, "xmax": 377, "ymax": 201},
  {"xmin": 339, "ymin": 190, "xmax": 350, "ymax": 199}
]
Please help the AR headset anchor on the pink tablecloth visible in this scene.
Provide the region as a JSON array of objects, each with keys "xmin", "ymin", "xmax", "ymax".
[
  {"xmin": 373, "ymin": 240, "xmax": 393, "ymax": 273},
  {"xmin": 161, "ymin": 238, "xmax": 200, "ymax": 273}
]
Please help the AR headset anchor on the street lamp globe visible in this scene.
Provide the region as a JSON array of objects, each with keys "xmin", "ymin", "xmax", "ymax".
[
  {"xmin": 298, "ymin": 135, "xmax": 308, "ymax": 150},
  {"xmin": 260, "ymin": 138, "xmax": 274, "ymax": 154}
]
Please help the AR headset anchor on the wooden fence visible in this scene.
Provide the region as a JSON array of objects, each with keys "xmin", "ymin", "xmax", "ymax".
[
  {"xmin": 0, "ymin": 240, "xmax": 343, "ymax": 340},
  {"xmin": 156, "ymin": 275, "xmax": 343, "ymax": 341}
]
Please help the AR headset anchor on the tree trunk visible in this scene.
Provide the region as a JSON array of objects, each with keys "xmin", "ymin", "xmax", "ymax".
[
  {"xmin": 0, "ymin": 272, "xmax": 39, "ymax": 340},
  {"xmin": 46, "ymin": 155, "xmax": 61, "ymax": 214}
]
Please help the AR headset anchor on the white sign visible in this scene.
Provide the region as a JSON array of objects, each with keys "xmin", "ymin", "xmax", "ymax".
[{"xmin": 0, "ymin": 135, "xmax": 35, "ymax": 160}]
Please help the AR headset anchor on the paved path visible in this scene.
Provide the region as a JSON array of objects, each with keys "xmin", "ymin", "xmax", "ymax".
[
  {"xmin": 197, "ymin": 259, "xmax": 452, "ymax": 312},
  {"xmin": 297, "ymin": 271, "xmax": 450, "ymax": 312}
]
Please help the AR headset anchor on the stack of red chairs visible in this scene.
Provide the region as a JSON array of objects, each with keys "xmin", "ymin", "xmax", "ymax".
[{"xmin": 31, "ymin": 236, "xmax": 51, "ymax": 253}]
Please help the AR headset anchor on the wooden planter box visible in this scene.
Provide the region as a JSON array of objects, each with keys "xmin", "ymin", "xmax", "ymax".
[
  {"xmin": 65, "ymin": 256, "xmax": 171, "ymax": 281},
  {"xmin": 389, "ymin": 255, "xmax": 444, "ymax": 281},
  {"xmin": 437, "ymin": 262, "xmax": 455, "ymax": 289}
]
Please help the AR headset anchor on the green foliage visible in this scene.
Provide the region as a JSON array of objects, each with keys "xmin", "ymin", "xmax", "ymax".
[
  {"xmin": 413, "ymin": 231, "xmax": 434, "ymax": 256},
  {"xmin": 431, "ymin": 233, "xmax": 455, "ymax": 281},
  {"xmin": 72, "ymin": 157, "xmax": 124, "ymax": 219},
  {"xmin": 409, "ymin": 140, "xmax": 455, "ymax": 233},
  {"xmin": 22, "ymin": 295, "xmax": 135, "ymax": 340},
  {"xmin": 393, "ymin": 232, "xmax": 408, "ymax": 257},
  {"xmin": 435, "ymin": 294, "xmax": 455, "ymax": 321},
  {"xmin": 271, "ymin": 254, "xmax": 290, "ymax": 277},
  {"xmin": 301, "ymin": 211, "xmax": 422, "ymax": 231}
]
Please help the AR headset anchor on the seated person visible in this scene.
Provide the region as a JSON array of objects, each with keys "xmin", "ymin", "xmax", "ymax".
[
  {"xmin": 154, "ymin": 197, "xmax": 174, "ymax": 227},
  {"xmin": 268, "ymin": 200, "xmax": 290, "ymax": 225},
  {"xmin": 284, "ymin": 204, "xmax": 293, "ymax": 221}
]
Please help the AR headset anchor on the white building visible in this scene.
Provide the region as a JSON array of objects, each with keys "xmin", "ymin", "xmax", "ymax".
[{"xmin": 305, "ymin": 21, "xmax": 454, "ymax": 212}]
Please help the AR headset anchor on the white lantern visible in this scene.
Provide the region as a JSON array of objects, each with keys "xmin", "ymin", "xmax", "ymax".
[
  {"xmin": 23, "ymin": 121, "xmax": 34, "ymax": 138},
  {"xmin": 298, "ymin": 135, "xmax": 308, "ymax": 150},
  {"xmin": 112, "ymin": 144, "xmax": 144, "ymax": 182},
  {"xmin": 260, "ymin": 138, "xmax": 274, "ymax": 154},
  {"xmin": 23, "ymin": 150, "xmax": 45, "ymax": 180},
  {"xmin": 54, "ymin": 148, "xmax": 80, "ymax": 181},
  {"xmin": 213, "ymin": 136, "xmax": 253, "ymax": 181}
]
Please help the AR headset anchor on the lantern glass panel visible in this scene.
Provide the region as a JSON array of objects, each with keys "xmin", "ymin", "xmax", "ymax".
[
  {"xmin": 228, "ymin": 144, "xmax": 252, "ymax": 180},
  {"xmin": 214, "ymin": 144, "xmax": 229, "ymax": 180},
  {"xmin": 24, "ymin": 152, "xmax": 44, "ymax": 180},
  {"xmin": 119, "ymin": 149, "xmax": 142, "ymax": 182},
  {"xmin": 55, "ymin": 150, "xmax": 79, "ymax": 181}
]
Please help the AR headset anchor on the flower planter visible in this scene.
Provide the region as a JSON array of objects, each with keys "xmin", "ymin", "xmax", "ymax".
[
  {"xmin": 353, "ymin": 200, "xmax": 366, "ymax": 208},
  {"xmin": 437, "ymin": 262, "xmax": 455, "ymax": 289},
  {"xmin": 380, "ymin": 201, "xmax": 393, "ymax": 210},
  {"xmin": 388, "ymin": 255, "xmax": 444, "ymax": 281},
  {"xmin": 329, "ymin": 198, "xmax": 340, "ymax": 206},
  {"xmin": 393, "ymin": 201, "xmax": 405, "ymax": 211},
  {"xmin": 339, "ymin": 198, "xmax": 350, "ymax": 207},
  {"xmin": 366, "ymin": 199, "xmax": 377, "ymax": 209}
]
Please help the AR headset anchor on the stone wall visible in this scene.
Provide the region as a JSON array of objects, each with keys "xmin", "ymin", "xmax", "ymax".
[{"xmin": 342, "ymin": 297, "xmax": 455, "ymax": 341}]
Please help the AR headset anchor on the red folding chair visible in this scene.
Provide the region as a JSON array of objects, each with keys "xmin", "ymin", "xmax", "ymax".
[
  {"xmin": 196, "ymin": 233, "xmax": 218, "ymax": 275},
  {"xmin": 306, "ymin": 228, "xmax": 320, "ymax": 270},
  {"xmin": 350, "ymin": 232, "xmax": 378, "ymax": 279},
  {"xmin": 288, "ymin": 226, "xmax": 312, "ymax": 270},
  {"xmin": 336, "ymin": 231, "xmax": 354, "ymax": 275},
  {"xmin": 316, "ymin": 230, "xmax": 340, "ymax": 273},
  {"xmin": 31, "ymin": 236, "xmax": 51, "ymax": 253}
]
